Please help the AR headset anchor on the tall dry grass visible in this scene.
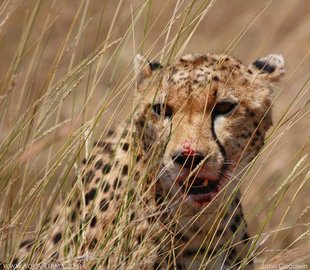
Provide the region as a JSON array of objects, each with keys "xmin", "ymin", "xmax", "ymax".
[{"xmin": 0, "ymin": 0, "xmax": 309, "ymax": 268}]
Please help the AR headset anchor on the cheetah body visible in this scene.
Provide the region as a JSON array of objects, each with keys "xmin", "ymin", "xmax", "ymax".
[{"xmin": 14, "ymin": 52, "xmax": 286, "ymax": 269}]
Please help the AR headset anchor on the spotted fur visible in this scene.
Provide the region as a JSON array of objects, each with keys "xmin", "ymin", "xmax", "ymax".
[{"xmin": 9, "ymin": 52, "xmax": 285, "ymax": 270}]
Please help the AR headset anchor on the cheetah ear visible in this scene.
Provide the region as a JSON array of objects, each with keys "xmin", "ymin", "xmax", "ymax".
[
  {"xmin": 134, "ymin": 54, "xmax": 162, "ymax": 85},
  {"xmin": 248, "ymin": 54, "xmax": 286, "ymax": 82}
]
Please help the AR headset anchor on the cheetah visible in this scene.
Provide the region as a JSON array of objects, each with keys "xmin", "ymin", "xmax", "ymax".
[{"xmin": 10, "ymin": 52, "xmax": 286, "ymax": 269}]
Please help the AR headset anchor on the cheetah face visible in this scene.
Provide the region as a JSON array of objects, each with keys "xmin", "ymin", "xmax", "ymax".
[{"xmin": 134, "ymin": 53, "xmax": 285, "ymax": 208}]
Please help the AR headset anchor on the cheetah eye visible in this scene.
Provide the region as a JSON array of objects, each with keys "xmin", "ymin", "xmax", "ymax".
[
  {"xmin": 213, "ymin": 102, "xmax": 236, "ymax": 116},
  {"xmin": 152, "ymin": 103, "xmax": 173, "ymax": 119}
]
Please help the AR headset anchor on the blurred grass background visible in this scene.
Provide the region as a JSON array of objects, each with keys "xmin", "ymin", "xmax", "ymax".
[{"xmin": 0, "ymin": 0, "xmax": 309, "ymax": 267}]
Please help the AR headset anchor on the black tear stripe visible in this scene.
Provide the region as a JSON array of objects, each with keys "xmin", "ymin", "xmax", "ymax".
[
  {"xmin": 162, "ymin": 123, "xmax": 172, "ymax": 154},
  {"xmin": 211, "ymin": 114, "xmax": 228, "ymax": 176},
  {"xmin": 252, "ymin": 60, "xmax": 275, "ymax": 73},
  {"xmin": 154, "ymin": 123, "xmax": 172, "ymax": 205}
]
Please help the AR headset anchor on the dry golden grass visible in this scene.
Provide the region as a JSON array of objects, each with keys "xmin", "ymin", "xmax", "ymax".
[{"xmin": 0, "ymin": 0, "xmax": 309, "ymax": 268}]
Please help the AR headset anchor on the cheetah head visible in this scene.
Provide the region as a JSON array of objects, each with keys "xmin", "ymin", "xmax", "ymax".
[{"xmin": 133, "ymin": 53, "xmax": 285, "ymax": 209}]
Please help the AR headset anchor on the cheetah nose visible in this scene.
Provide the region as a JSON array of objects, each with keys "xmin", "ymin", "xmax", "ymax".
[{"xmin": 172, "ymin": 152, "xmax": 205, "ymax": 170}]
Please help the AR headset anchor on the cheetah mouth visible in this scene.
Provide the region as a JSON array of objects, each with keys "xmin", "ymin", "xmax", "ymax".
[
  {"xmin": 173, "ymin": 165, "xmax": 229, "ymax": 205},
  {"xmin": 178, "ymin": 176, "xmax": 220, "ymax": 195}
]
